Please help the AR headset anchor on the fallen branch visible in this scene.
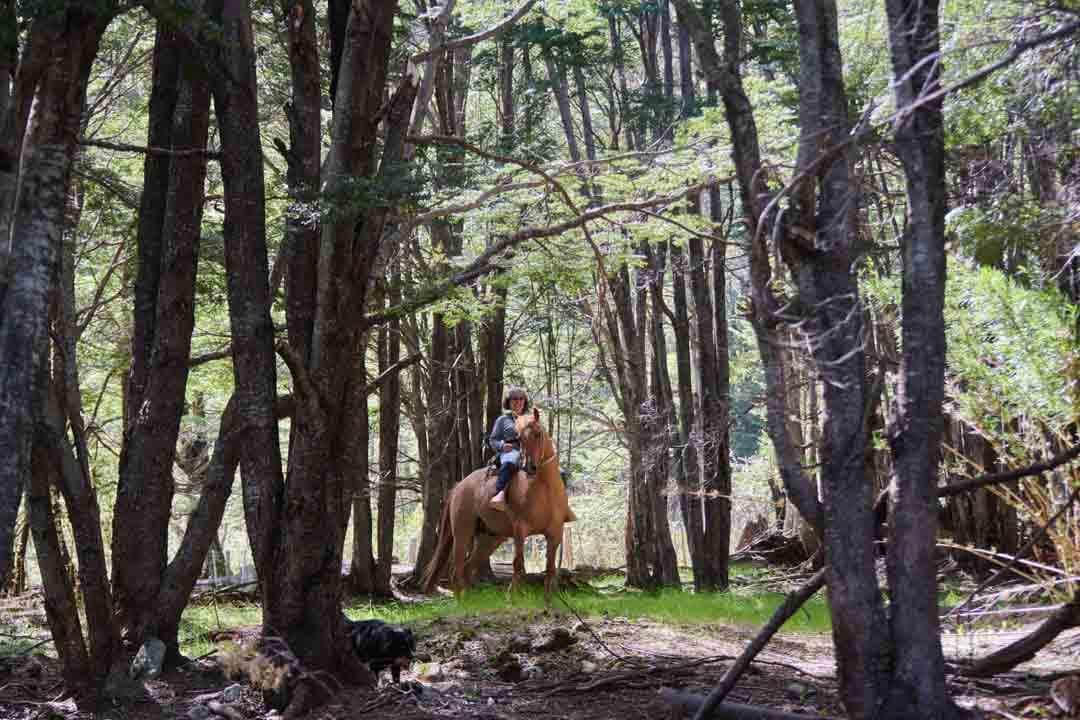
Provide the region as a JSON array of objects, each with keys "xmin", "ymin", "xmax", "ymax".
[
  {"xmin": 961, "ymin": 594, "xmax": 1080, "ymax": 678},
  {"xmin": 692, "ymin": 569, "xmax": 827, "ymax": 720},
  {"xmin": 659, "ymin": 687, "xmax": 836, "ymax": 719}
]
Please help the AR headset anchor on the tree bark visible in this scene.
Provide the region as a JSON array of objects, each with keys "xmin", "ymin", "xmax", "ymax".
[
  {"xmin": 670, "ymin": 240, "xmax": 705, "ymax": 585},
  {"xmin": 28, "ymin": 436, "xmax": 91, "ymax": 688},
  {"xmin": 113, "ymin": 17, "xmax": 211, "ymax": 646},
  {"xmin": 0, "ymin": 4, "xmax": 111, "ymax": 592},
  {"xmin": 645, "ymin": 243, "xmax": 684, "ymax": 586},
  {"xmin": 686, "ymin": 231, "xmax": 723, "ymax": 589},
  {"xmin": 882, "ymin": 0, "xmax": 961, "ymax": 716},
  {"xmin": 375, "ymin": 274, "xmax": 402, "ymax": 595},
  {"xmin": 348, "ymin": 341, "xmax": 376, "ymax": 595},
  {"xmin": 702, "ymin": 228, "xmax": 731, "ymax": 591}
]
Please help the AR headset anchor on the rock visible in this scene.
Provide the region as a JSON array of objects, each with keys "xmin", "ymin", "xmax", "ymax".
[
  {"xmin": 532, "ymin": 627, "xmax": 577, "ymax": 653},
  {"xmin": 130, "ymin": 638, "xmax": 167, "ymax": 680},
  {"xmin": 187, "ymin": 706, "xmax": 213, "ymax": 720},
  {"xmin": 522, "ymin": 665, "xmax": 543, "ymax": 681},
  {"xmin": 221, "ymin": 683, "xmax": 243, "ymax": 703},
  {"xmin": 571, "ymin": 621, "xmax": 589, "ymax": 635},
  {"xmin": 581, "ymin": 660, "xmax": 598, "ymax": 673}
]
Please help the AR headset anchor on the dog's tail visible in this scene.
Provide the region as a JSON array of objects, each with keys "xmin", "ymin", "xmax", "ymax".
[{"xmin": 421, "ymin": 499, "xmax": 454, "ymax": 593}]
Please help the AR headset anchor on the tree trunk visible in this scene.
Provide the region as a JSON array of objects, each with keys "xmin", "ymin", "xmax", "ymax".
[
  {"xmin": 0, "ymin": 4, "xmax": 111, "ymax": 592},
  {"xmin": 28, "ymin": 435, "xmax": 92, "ymax": 689},
  {"xmin": 113, "ymin": 17, "xmax": 211, "ymax": 646},
  {"xmin": 702, "ymin": 227, "xmax": 732, "ymax": 591},
  {"xmin": 375, "ymin": 274, "xmax": 402, "ymax": 595},
  {"xmin": 348, "ymin": 341, "xmax": 377, "ymax": 595},
  {"xmin": 686, "ymin": 232, "xmax": 723, "ymax": 589},
  {"xmin": 882, "ymin": 1, "xmax": 961, "ymax": 716},
  {"xmin": 499, "ymin": 41, "xmax": 515, "ymax": 151},
  {"xmin": 4, "ymin": 489, "xmax": 29, "ymax": 595},
  {"xmin": 670, "ymin": 240, "xmax": 705, "ymax": 586},
  {"xmin": 645, "ymin": 243, "xmax": 684, "ymax": 586},
  {"xmin": 608, "ymin": 15, "xmax": 637, "ymax": 151},
  {"xmin": 258, "ymin": 0, "xmax": 411, "ymax": 683}
]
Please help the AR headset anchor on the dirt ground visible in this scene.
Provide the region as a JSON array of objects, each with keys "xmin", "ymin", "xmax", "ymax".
[{"xmin": 2, "ymin": 604, "xmax": 1079, "ymax": 719}]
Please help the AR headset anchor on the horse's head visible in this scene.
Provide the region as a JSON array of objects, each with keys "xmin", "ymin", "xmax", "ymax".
[{"xmin": 515, "ymin": 407, "xmax": 551, "ymax": 461}]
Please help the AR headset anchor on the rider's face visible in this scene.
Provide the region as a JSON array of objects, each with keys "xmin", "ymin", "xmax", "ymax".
[{"xmin": 510, "ymin": 396, "xmax": 525, "ymax": 414}]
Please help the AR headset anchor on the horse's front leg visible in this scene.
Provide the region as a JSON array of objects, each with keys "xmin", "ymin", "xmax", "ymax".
[{"xmin": 543, "ymin": 530, "xmax": 561, "ymax": 606}]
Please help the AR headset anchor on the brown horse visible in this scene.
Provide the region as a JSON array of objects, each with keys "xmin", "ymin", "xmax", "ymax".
[{"xmin": 422, "ymin": 407, "xmax": 576, "ymax": 601}]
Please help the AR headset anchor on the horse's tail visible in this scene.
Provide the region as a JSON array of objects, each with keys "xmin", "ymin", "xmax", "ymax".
[{"xmin": 421, "ymin": 499, "xmax": 454, "ymax": 593}]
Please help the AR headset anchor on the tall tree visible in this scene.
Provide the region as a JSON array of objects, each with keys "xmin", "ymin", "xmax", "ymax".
[
  {"xmin": 0, "ymin": 0, "xmax": 115, "ymax": 592},
  {"xmin": 881, "ymin": 0, "xmax": 960, "ymax": 715},
  {"xmin": 112, "ymin": 16, "xmax": 212, "ymax": 649}
]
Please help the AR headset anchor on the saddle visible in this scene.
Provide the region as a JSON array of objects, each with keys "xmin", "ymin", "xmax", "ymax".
[{"xmin": 485, "ymin": 459, "xmax": 537, "ymax": 477}]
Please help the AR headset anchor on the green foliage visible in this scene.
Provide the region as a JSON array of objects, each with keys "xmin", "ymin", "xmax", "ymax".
[{"xmin": 865, "ymin": 260, "xmax": 1076, "ymax": 440}]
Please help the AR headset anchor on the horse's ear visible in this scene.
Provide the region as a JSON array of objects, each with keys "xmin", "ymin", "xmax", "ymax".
[{"xmin": 533, "ymin": 407, "xmax": 540, "ymax": 422}]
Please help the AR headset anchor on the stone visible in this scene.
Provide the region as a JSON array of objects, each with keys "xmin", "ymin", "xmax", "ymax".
[
  {"xmin": 580, "ymin": 660, "xmax": 598, "ymax": 673},
  {"xmin": 221, "ymin": 683, "xmax": 243, "ymax": 703},
  {"xmin": 130, "ymin": 637, "xmax": 167, "ymax": 680}
]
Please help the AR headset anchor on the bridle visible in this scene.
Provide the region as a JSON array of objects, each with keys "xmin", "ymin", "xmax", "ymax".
[{"xmin": 520, "ymin": 422, "xmax": 558, "ymax": 471}]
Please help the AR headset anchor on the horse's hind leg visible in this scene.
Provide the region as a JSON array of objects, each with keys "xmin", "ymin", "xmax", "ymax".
[
  {"xmin": 453, "ymin": 525, "xmax": 474, "ymax": 599},
  {"xmin": 466, "ymin": 534, "xmax": 504, "ymax": 586},
  {"xmin": 508, "ymin": 526, "xmax": 526, "ymax": 600}
]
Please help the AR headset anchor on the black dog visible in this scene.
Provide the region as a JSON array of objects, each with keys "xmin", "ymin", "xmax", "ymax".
[{"xmin": 347, "ymin": 619, "xmax": 416, "ymax": 683}]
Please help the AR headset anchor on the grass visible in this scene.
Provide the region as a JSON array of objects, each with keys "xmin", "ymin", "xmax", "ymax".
[{"xmin": 179, "ymin": 578, "xmax": 833, "ymax": 657}]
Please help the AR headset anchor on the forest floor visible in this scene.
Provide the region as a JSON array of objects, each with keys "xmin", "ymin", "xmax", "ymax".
[
  {"xmin": 2, "ymin": 589, "xmax": 1079, "ymax": 719},
  {"xmin": 2, "ymin": 574, "xmax": 1080, "ymax": 720}
]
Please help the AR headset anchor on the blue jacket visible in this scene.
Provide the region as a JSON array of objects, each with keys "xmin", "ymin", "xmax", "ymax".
[{"xmin": 489, "ymin": 413, "xmax": 521, "ymax": 464}]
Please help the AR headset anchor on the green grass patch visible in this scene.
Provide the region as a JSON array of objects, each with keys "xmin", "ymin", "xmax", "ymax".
[
  {"xmin": 179, "ymin": 602, "xmax": 262, "ymax": 658},
  {"xmin": 180, "ymin": 581, "xmax": 832, "ymax": 657},
  {"xmin": 344, "ymin": 584, "xmax": 832, "ymax": 634}
]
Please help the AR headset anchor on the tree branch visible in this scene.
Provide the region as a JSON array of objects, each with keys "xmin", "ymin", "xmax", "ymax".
[
  {"xmin": 78, "ymin": 136, "xmax": 222, "ymax": 159},
  {"xmin": 410, "ymin": 0, "xmax": 541, "ymax": 62},
  {"xmin": 936, "ymin": 444, "xmax": 1080, "ymax": 498},
  {"xmin": 363, "ymin": 182, "xmax": 714, "ymax": 329}
]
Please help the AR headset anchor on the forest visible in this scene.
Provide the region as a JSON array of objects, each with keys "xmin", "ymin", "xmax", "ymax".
[{"xmin": 0, "ymin": 0, "xmax": 1078, "ymax": 718}]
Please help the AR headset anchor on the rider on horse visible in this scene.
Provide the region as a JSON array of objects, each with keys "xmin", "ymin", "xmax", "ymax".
[{"xmin": 488, "ymin": 387, "xmax": 529, "ymax": 511}]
